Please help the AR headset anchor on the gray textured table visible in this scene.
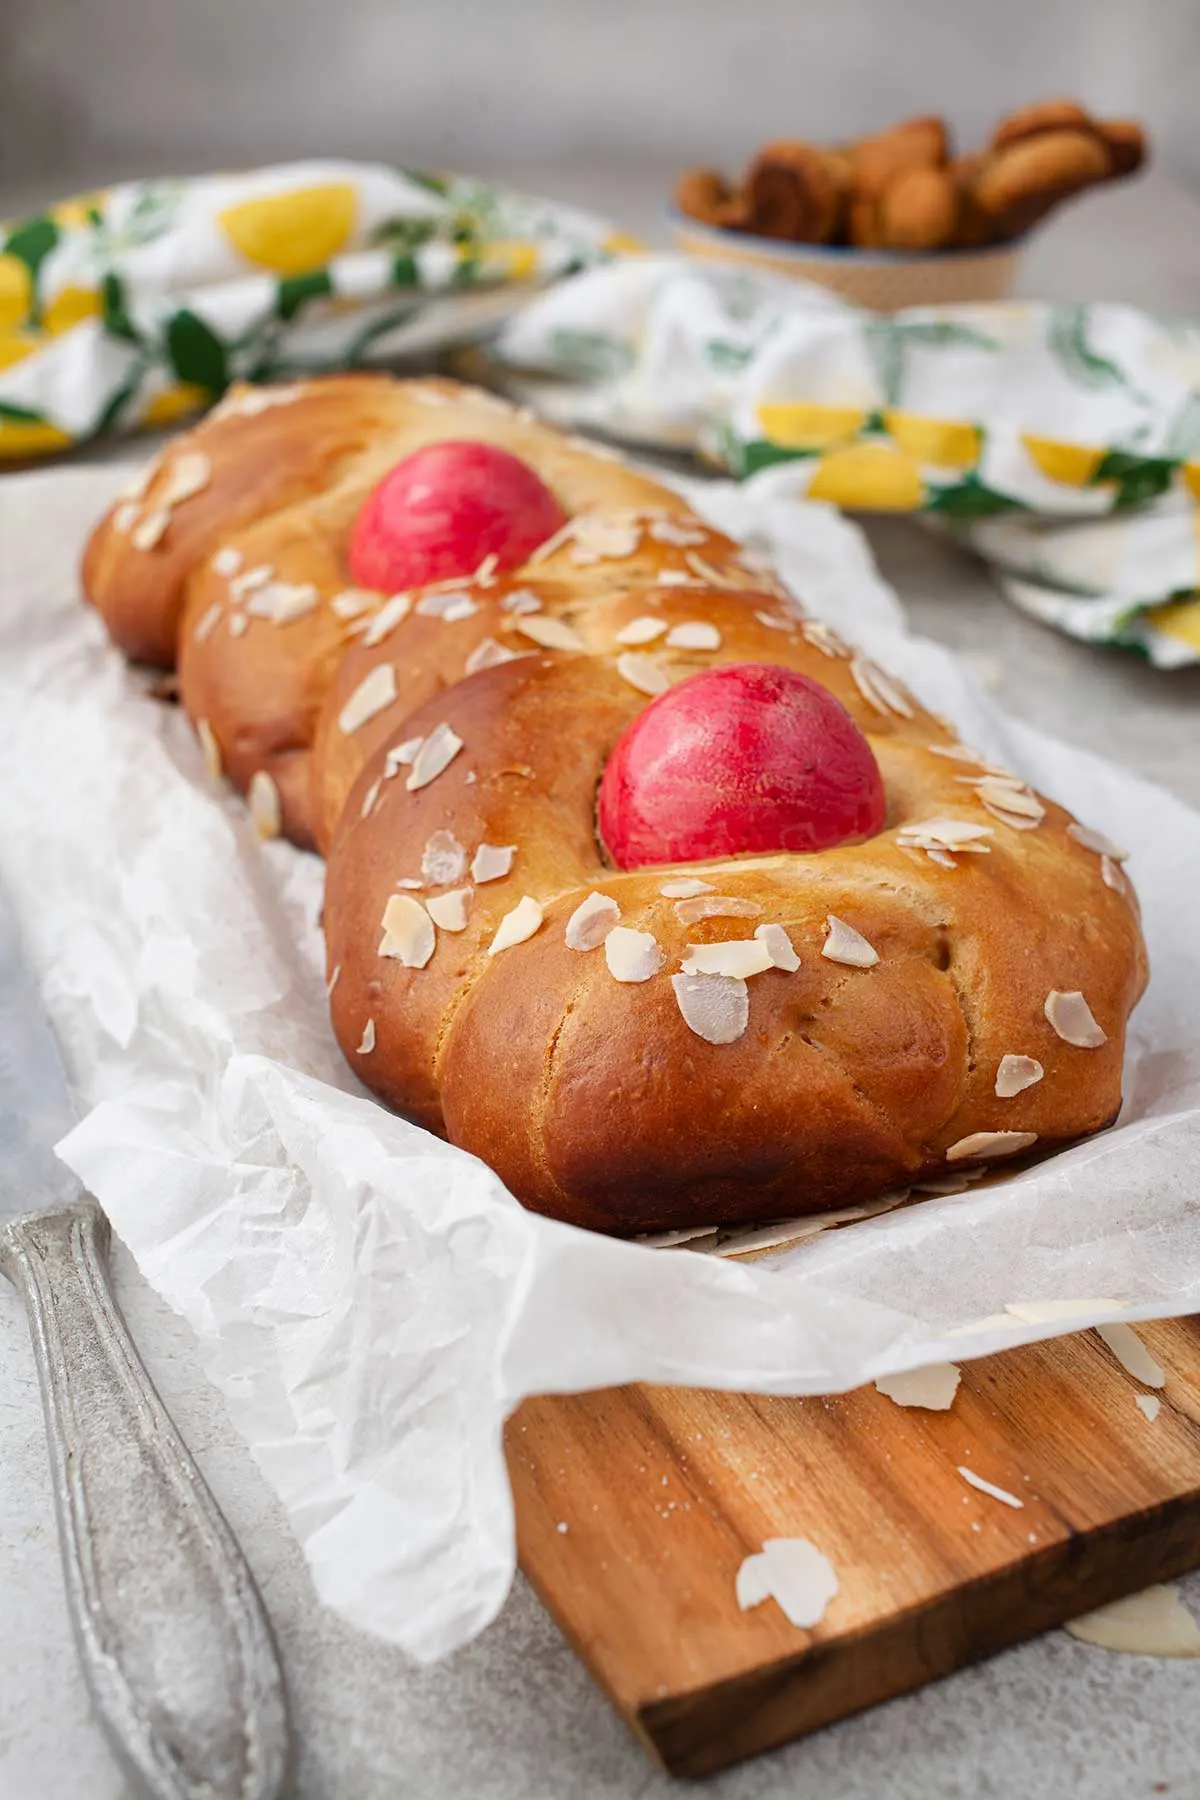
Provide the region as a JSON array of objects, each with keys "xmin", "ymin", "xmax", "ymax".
[{"xmin": 2, "ymin": 164, "xmax": 1199, "ymax": 1800}]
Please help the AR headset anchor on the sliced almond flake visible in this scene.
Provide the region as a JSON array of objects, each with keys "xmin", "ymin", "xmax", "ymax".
[
  {"xmin": 755, "ymin": 923, "xmax": 800, "ymax": 972},
  {"xmin": 981, "ymin": 802, "xmax": 1041, "ymax": 832},
  {"xmin": 326, "ymin": 963, "xmax": 340, "ymax": 998},
  {"xmin": 379, "ymin": 893, "xmax": 436, "ymax": 968},
  {"xmin": 117, "ymin": 461, "xmax": 155, "ymax": 501},
  {"xmin": 1068, "ymin": 821, "xmax": 1129, "ymax": 861},
  {"xmin": 565, "ymin": 891, "xmax": 620, "ymax": 951},
  {"xmin": 639, "ymin": 1224, "xmax": 726, "ymax": 1249},
  {"xmin": 245, "ymin": 580, "xmax": 320, "ymax": 624},
  {"xmin": 220, "ymin": 383, "xmax": 306, "ymax": 417},
  {"xmin": 958, "ymin": 1466, "xmax": 1023, "ymax": 1509},
  {"xmin": 489, "ymin": 895, "xmax": 544, "ymax": 954},
  {"xmin": 360, "ymin": 775, "xmax": 383, "ymax": 819},
  {"xmin": 1005, "ymin": 1298, "xmax": 1127, "ymax": 1324},
  {"xmin": 822, "ymin": 915, "xmax": 878, "ymax": 968},
  {"xmin": 230, "ymin": 564, "xmax": 273, "ymax": 598},
  {"xmin": 1065, "ymin": 1585, "xmax": 1200, "ymax": 1657},
  {"xmin": 617, "ymin": 651, "xmax": 673, "ymax": 696},
  {"xmin": 472, "ymin": 843, "xmax": 516, "ymax": 884},
  {"xmin": 925, "ymin": 847, "xmax": 958, "ymax": 870},
  {"xmin": 406, "ymin": 722, "xmax": 463, "ymax": 791},
  {"xmin": 396, "ymin": 877, "xmax": 424, "ymax": 890},
  {"xmin": 927, "ymin": 740, "xmax": 992, "ymax": 765},
  {"xmin": 995, "ymin": 1054, "xmax": 1044, "ymax": 1098},
  {"xmin": 674, "ymin": 894, "xmax": 762, "ymax": 925},
  {"xmin": 569, "ymin": 516, "xmax": 641, "ymax": 562},
  {"xmin": 800, "ymin": 620, "xmax": 850, "ymax": 657},
  {"xmin": 421, "ymin": 829, "xmax": 467, "ymax": 886},
  {"xmin": 356, "ymin": 1018, "xmax": 376, "ymax": 1055},
  {"xmin": 1136, "ymin": 1394, "xmax": 1162, "ymax": 1423},
  {"xmin": 616, "ymin": 615, "xmax": 668, "ymax": 646},
  {"xmin": 338, "ymin": 664, "xmax": 397, "ymax": 735},
  {"xmin": 515, "ymin": 614, "xmax": 584, "ymax": 652},
  {"xmin": 735, "ymin": 1538, "xmax": 838, "ymax": 1629},
  {"xmin": 525, "ymin": 516, "xmax": 579, "ymax": 565},
  {"xmin": 754, "ymin": 609, "xmax": 792, "ymax": 633},
  {"xmin": 850, "ymin": 655, "xmax": 916, "ymax": 720},
  {"xmin": 671, "ymin": 971, "xmax": 749, "ymax": 1044},
  {"xmin": 666, "ymin": 620, "xmax": 721, "ymax": 651},
  {"xmin": 331, "ymin": 588, "xmax": 376, "ymax": 619},
  {"xmin": 1101, "ymin": 854, "xmax": 1128, "ymax": 893},
  {"xmin": 975, "ymin": 779, "xmax": 1045, "ymax": 820},
  {"xmin": 193, "ymin": 601, "xmax": 223, "ymax": 644},
  {"xmin": 408, "ymin": 384, "xmax": 450, "ymax": 405},
  {"xmin": 248, "ymin": 770, "xmax": 282, "ymax": 840},
  {"xmin": 212, "ymin": 545, "xmax": 243, "ymax": 577},
  {"xmin": 112, "ymin": 502, "xmax": 140, "ymax": 534},
  {"xmin": 898, "ymin": 817, "xmax": 994, "ymax": 852},
  {"xmin": 132, "ymin": 507, "xmax": 170, "ymax": 551},
  {"xmin": 656, "ymin": 569, "xmax": 696, "ymax": 587},
  {"xmin": 384, "ymin": 735, "xmax": 424, "ymax": 776},
  {"xmin": 196, "ymin": 718, "xmax": 222, "ymax": 780},
  {"xmin": 473, "ymin": 552, "xmax": 499, "ymax": 585},
  {"xmin": 502, "ymin": 588, "xmax": 544, "ymax": 615},
  {"xmin": 713, "ymin": 1217, "xmax": 831, "ymax": 1256},
  {"xmin": 465, "ymin": 636, "xmax": 520, "ymax": 675},
  {"xmin": 605, "ymin": 926, "xmax": 665, "ymax": 982},
  {"xmin": 947, "ymin": 1130, "xmax": 1038, "ymax": 1162},
  {"xmin": 649, "ymin": 518, "xmax": 709, "ymax": 546},
  {"xmin": 1096, "ymin": 1322, "xmax": 1166, "ymax": 1388},
  {"xmin": 684, "ymin": 550, "xmax": 744, "ymax": 589},
  {"xmin": 876, "ymin": 1364, "xmax": 961, "ymax": 1411},
  {"xmin": 159, "ymin": 450, "xmax": 211, "ymax": 508},
  {"xmin": 363, "ymin": 593, "xmax": 413, "ymax": 645},
  {"xmin": 415, "ymin": 590, "xmax": 476, "ymax": 623},
  {"xmin": 426, "ymin": 887, "xmax": 472, "ymax": 932},
  {"xmin": 681, "ymin": 939, "xmax": 773, "ymax": 979},
  {"xmin": 1044, "ymin": 989, "xmax": 1107, "ymax": 1048},
  {"xmin": 228, "ymin": 613, "xmax": 249, "ymax": 638},
  {"xmin": 660, "ymin": 877, "xmax": 713, "ymax": 899}
]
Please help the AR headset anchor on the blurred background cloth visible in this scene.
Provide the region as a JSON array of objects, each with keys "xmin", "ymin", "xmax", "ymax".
[{"xmin": 3, "ymin": 0, "xmax": 1197, "ymax": 214}]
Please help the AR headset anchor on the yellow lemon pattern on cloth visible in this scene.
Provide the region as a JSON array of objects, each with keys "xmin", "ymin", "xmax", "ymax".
[
  {"xmin": 0, "ymin": 417, "xmax": 74, "ymax": 459},
  {"xmin": 0, "ymin": 255, "xmax": 33, "ymax": 333},
  {"xmin": 43, "ymin": 286, "xmax": 103, "ymax": 335},
  {"xmin": 218, "ymin": 183, "xmax": 358, "ymax": 275},
  {"xmin": 1145, "ymin": 597, "xmax": 1200, "ymax": 653},
  {"xmin": 142, "ymin": 382, "xmax": 211, "ymax": 428},
  {"xmin": 1021, "ymin": 435, "xmax": 1107, "ymax": 488},
  {"xmin": 884, "ymin": 411, "xmax": 980, "ymax": 470},
  {"xmin": 756, "ymin": 402, "xmax": 868, "ymax": 450},
  {"xmin": 807, "ymin": 443, "xmax": 925, "ymax": 510}
]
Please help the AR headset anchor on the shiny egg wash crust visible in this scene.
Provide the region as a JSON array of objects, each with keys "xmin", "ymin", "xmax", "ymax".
[{"xmin": 83, "ymin": 374, "xmax": 1147, "ymax": 1234}]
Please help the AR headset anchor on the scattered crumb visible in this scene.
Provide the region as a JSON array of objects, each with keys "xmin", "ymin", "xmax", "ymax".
[
  {"xmin": 875, "ymin": 1363, "xmax": 961, "ymax": 1412},
  {"xmin": 736, "ymin": 1538, "xmax": 839, "ymax": 1630},
  {"xmin": 1065, "ymin": 1586, "xmax": 1200, "ymax": 1657},
  {"xmin": 958, "ymin": 1466, "xmax": 1024, "ymax": 1509},
  {"xmin": 1136, "ymin": 1394, "xmax": 1162, "ymax": 1423}
]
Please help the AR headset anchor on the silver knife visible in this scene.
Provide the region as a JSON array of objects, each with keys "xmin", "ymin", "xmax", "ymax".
[{"xmin": 0, "ymin": 880, "xmax": 289, "ymax": 1800}]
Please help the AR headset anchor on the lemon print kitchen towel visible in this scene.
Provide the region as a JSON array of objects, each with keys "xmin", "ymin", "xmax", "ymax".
[
  {"xmin": 495, "ymin": 255, "xmax": 1200, "ymax": 667},
  {"xmin": 0, "ymin": 161, "xmax": 618, "ymax": 462}
]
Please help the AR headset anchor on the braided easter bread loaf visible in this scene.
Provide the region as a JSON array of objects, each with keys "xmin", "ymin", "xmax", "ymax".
[{"xmin": 83, "ymin": 375, "xmax": 1148, "ymax": 1234}]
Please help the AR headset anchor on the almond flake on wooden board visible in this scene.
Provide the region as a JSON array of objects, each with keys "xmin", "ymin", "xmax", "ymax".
[
  {"xmin": 754, "ymin": 923, "xmax": 800, "ymax": 971},
  {"xmin": 659, "ymin": 878, "xmax": 712, "ymax": 899},
  {"xmin": 565, "ymin": 892, "xmax": 620, "ymax": 951},
  {"xmin": 1096, "ymin": 1322, "xmax": 1166, "ymax": 1388},
  {"xmin": 673, "ymin": 894, "xmax": 761, "ymax": 925},
  {"xmin": 875, "ymin": 1364, "xmax": 961, "ymax": 1411},
  {"xmin": 488, "ymin": 896, "xmax": 544, "ymax": 954},
  {"xmin": 665, "ymin": 621, "xmax": 721, "ymax": 651},
  {"xmin": 616, "ymin": 651, "xmax": 672, "ymax": 696},
  {"xmin": 1044, "ymin": 989, "xmax": 1107, "ymax": 1048},
  {"xmin": 681, "ymin": 939, "xmax": 773, "ymax": 979},
  {"xmin": 604, "ymin": 926, "xmax": 665, "ymax": 983},
  {"xmin": 472, "ymin": 843, "xmax": 516, "ymax": 883},
  {"xmin": 1136, "ymin": 1395, "xmax": 1162, "ymax": 1423},
  {"xmin": 1065, "ymin": 1586, "xmax": 1200, "ymax": 1657},
  {"xmin": 247, "ymin": 770, "xmax": 282, "ymax": 840},
  {"xmin": 426, "ymin": 887, "xmax": 472, "ymax": 932},
  {"xmin": 822, "ymin": 915, "xmax": 878, "ymax": 968},
  {"xmin": 379, "ymin": 894, "xmax": 436, "ymax": 968},
  {"xmin": 363, "ymin": 593, "xmax": 413, "ymax": 645},
  {"xmin": 421, "ymin": 830, "xmax": 467, "ymax": 886},
  {"xmin": 132, "ymin": 507, "xmax": 170, "ymax": 551},
  {"xmin": 338, "ymin": 664, "xmax": 397, "ymax": 734},
  {"xmin": 958, "ymin": 1465, "xmax": 1023, "ymax": 1508},
  {"xmin": 671, "ymin": 971, "xmax": 749, "ymax": 1044},
  {"xmin": 615, "ymin": 615, "xmax": 668, "ymax": 646},
  {"xmin": 735, "ymin": 1538, "xmax": 839, "ymax": 1630},
  {"xmin": 356, "ymin": 1018, "xmax": 376, "ymax": 1055},
  {"xmin": 515, "ymin": 614, "xmax": 585, "ymax": 652},
  {"xmin": 995, "ymin": 1054, "xmax": 1044, "ymax": 1098},
  {"xmin": 406, "ymin": 723, "xmax": 463, "ymax": 792},
  {"xmin": 946, "ymin": 1130, "xmax": 1038, "ymax": 1162}
]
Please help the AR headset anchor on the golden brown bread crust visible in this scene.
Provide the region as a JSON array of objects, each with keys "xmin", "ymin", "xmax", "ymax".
[{"xmin": 83, "ymin": 373, "xmax": 1149, "ymax": 1235}]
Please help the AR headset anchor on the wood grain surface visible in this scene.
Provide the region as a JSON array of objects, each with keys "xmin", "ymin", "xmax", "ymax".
[{"xmin": 506, "ymin": 1316, "xmax": 1200, "ymax": 1778}]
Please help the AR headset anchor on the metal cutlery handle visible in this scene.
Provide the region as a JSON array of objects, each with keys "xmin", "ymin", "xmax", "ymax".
[{"xmin": 0, "ymin": 1198, "xmax": 289, "ymax": 1800}]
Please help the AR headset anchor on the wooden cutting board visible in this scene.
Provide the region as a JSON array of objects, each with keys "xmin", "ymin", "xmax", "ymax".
[{"xmin": 505, "ymin": 1315, "xmax": 1200, "ymax": 1778}]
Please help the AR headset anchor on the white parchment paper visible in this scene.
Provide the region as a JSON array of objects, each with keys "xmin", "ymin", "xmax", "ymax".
[{"xmin": 2, "ymin": 461, "xmax": 1199, "ymax": 1662}]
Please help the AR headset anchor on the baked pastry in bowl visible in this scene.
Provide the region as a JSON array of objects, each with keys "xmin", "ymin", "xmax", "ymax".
[{"xmin": 83, "ymin": 375, "xmax": 1148, "ymax": 1233}]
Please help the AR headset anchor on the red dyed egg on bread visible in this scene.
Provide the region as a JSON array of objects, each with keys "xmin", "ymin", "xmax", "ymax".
[
  {"xmin": 598, "ymin": 662, "xmax": 886, "ymax": 868},
  {"xmin": 347, "ymin": 440, "xmax": 568, "ymax": 591}
]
